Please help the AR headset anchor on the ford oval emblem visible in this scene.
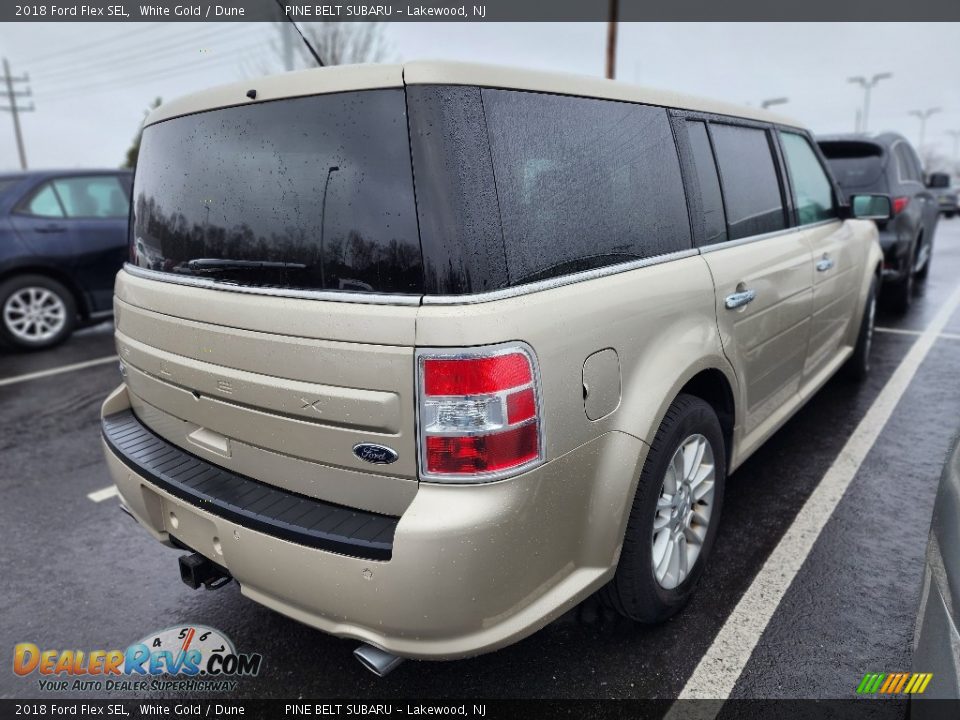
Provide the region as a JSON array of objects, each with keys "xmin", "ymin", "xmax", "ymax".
[{"xmin": 353, "ymin": 443, "xmax": 399, "ymax": 465}]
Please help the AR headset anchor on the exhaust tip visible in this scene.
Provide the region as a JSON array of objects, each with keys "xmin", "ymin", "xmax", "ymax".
[{"xmin": 353, "ymin": 644, "xmax": 405, "ymax": 678}]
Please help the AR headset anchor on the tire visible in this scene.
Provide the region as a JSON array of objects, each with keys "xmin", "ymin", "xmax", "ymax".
[
  {"xmin": 600, "ymin": 394, "xmax": 726, "ymax": 623},
  {"xmin": 915, "ymin": 240, "xmax": 932, "ymax": 283},
  {"xmin": 844, "ymin": 276, "xmax": 877, "ymax": 382},
  {"xmin": 0, "ymin": 274, "xmax": 77, "ymax": 351},
  {"xmin": 945, "ymin": 212, "xmax": 955, "ymax": 219},
  {"xmin": 886, "ymin": 259, "xmax": 915, "ymax": 314}
]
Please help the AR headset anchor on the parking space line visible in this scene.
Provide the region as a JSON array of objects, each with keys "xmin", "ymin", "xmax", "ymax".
[
  {"xmin": 876, "ymin": 326, "xmax": 960, "ymax": 341},
  {"xmin": 87, "ymin": 486, "xmax": 119, "ymax": 503},
  {"xmin": 0, "ymin": 355, "xmax": 118, "ymax": 388},
  {"xmin": 675, "ymin": 282, "xmax": 960, "ymax": 703}
]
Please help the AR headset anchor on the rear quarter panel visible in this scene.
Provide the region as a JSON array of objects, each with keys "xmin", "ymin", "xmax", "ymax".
[{"xmin": 416, "ymin": 255, "xmax": 735, "ymax": 463}]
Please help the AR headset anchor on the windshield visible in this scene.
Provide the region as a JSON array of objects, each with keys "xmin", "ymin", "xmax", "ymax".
[
  {"xmin": 130, "ymin": 89, "xmax": 423, "ymax": 294},
  {"xmin": 818, "ymin": 140, "xmax": 886, "ymax": 193}
]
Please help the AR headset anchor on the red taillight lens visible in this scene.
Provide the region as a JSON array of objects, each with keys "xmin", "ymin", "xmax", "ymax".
[
  {"xmin": 418, "ymin": 346, "xmax": 542, "ymax": 480},
  {"xmin": 893, "ymin": 196, "xmax": 910, "ymax": 215}
]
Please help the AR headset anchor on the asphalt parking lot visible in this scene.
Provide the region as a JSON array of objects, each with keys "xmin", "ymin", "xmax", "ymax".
[{"xmin": 2, "ymin": 221, "xmax": 960, "ymax": 702}]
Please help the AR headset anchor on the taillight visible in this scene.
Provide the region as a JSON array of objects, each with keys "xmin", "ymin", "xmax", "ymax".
[
  {"xmin": 417, "ymin": 344, "xmax": 543, "ymax": 481},
  {"xmin": 893, "ymin": 196, "xmax": 910, "ymax": 215}
]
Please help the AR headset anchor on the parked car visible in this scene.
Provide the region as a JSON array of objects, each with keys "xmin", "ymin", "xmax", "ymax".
[
  {"xmin": 101, "ymin": 62, "xmax": 887, "ymax": 675},
  {"xmin": 912, "ymin": 434, "xmax": 960, "ymax": 707},
  {"xmin": 926, "ymin": 171, "xmax": 958, "ymax": 218},
  {"xmin": 0, "ymin": 169, "xmax": 131, "ymax": 350},
  {"xmin": 817, "ymin": 133, "xmax": 939, "ymax": 312}
]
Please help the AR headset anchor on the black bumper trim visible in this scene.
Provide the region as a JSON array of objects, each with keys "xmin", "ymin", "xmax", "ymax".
[{"xmin": 102, "ymin": 409, "xmax": 398, "ymax": 560}]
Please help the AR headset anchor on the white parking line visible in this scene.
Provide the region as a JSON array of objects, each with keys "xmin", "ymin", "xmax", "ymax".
[
  {"xmin": 0, "ymin": 355, "xmax": 118, "ymax": 388},
  {"xmin": 876, "ymin": 326, "xmax": 960, "ymax": 341},
  {"xmin": 675, "ymin": 282, "xmax": 960, "ymax": 703},
  {"xmin": 87, "ymin": 485, "xmax": 119, "ymax": 503}
]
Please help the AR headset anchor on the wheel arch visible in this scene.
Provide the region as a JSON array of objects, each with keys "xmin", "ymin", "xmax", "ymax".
[{"xmin": 0, "ymin": 264, "xmax": 90, "ymax": 319}]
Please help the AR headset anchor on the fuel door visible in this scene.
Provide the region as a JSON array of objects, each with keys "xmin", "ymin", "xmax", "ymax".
[{"xmin": 582, "ymin": 348, "xmax": 621, "ymax": 421}]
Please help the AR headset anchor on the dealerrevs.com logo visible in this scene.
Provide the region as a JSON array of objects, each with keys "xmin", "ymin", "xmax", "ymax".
[{"xmin": 13, "ymin": 625, "xmax": 263, "ymax": 693}]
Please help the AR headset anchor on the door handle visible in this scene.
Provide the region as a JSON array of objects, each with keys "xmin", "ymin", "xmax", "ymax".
[
  {"xmin": 816, "ymin": 256, "xmax": 835, "ymax": 272},
  {"xmin": 35, "ymin": 225, "xmax": 66, "ymax": 234},
  {"xmin": 724, "ymin": 289, "xmax": 756, "ymax": 309}
]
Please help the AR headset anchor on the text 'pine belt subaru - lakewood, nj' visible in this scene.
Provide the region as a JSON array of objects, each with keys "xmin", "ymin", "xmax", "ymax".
[{"xmin": 101, "ymin": 61, "xmax": 889, "ymax": 675}]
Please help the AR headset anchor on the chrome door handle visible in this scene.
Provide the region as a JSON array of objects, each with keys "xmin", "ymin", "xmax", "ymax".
[
  {"xmin": 816, "ymin": 257, "xmax": 835, "ymax": 272},
  {"xmin": 724, "ymin": 289, "xmax": 756, "ymax": 309}
]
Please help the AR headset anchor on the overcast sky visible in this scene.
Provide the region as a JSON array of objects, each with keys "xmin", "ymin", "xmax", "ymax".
[{"xmin": 0, "ymin": 22, "xmax": 957, "ymax": 171}]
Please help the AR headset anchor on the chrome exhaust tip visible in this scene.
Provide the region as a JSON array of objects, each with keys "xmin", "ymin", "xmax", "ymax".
[{"xmin": 353, "ymin": 643, "xmax": 405, "ymax": 677}]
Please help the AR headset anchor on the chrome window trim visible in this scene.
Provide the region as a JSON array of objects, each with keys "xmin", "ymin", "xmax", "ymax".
[
  {"xmin": 699, "ymin": 218, "xmax": 840, "ymax": 254},
  {"xmin": 125, "ymin": 221, "xmax": 840, "ymax": 307},
  {"xmin": 122, "ymin": 264, "xmax": 422, "ymax": 306},
  {"xmin": 421, "ymin": 248, "xmax": 700, "ymax": 305}
]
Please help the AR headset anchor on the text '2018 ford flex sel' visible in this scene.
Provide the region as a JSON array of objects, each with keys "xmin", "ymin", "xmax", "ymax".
[{"xmin": 101, "ymin": 62, "xmax": 890, "ymax": 674}]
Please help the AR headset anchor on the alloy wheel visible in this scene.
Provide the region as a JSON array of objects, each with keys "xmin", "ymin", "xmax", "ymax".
[{"xmin": 3, "ymin": 287, "xmax": 68, "ymax": 343}]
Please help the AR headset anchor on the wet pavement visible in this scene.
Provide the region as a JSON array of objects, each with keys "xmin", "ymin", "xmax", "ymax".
[{"xmin": 1, "ymin": 220, "xmax": 959, "ymax": 701}]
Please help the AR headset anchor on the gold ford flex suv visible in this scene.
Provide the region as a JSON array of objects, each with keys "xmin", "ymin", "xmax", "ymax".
[{"xmin": 101, "ymin": 61, "xmax": 889, "ymax": 674}]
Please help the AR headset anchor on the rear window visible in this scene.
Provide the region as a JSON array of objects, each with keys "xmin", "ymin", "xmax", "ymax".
[
  {"xmin": 818, "ymin": 140, "xmax": 886, "ymax": 192},
  {"xmin": 131, "ymin": 89, "xmax": 423, "ymax": 294}
]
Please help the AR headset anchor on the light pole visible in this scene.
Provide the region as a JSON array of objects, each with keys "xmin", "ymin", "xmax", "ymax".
[
  {"xmin": 605, "ymin": 0, "xmax": 618, "ymax": 80},
  {"xmin": 848, "ymin": 73, "xmax": 892, "ymax": 132},
  {"xmin": 909, "ymin": 108, "xmax": 941, "ymax": 151},
  {"xmin": 761, "ymin": 97, "xmax": 789, "ymax": 109},
  {"xmin": 319, "ymin": 165, "xmax": 339, "ymax": 288}
]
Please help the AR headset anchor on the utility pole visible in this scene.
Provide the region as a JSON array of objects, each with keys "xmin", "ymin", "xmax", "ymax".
[
  {"xmin": 909, "ymin": 107, "xmax": 941, "ymax": 151},
  {"xmin": 0, "ymin": 58, "xmax": 33, "ymax": 170},
  {"xmin": 847, "ymin": 73, "xmax": 892, "ymax": 133},
  {"xmin": 605, "ymin": 0, "xmax": 618, "ymax": 80}
]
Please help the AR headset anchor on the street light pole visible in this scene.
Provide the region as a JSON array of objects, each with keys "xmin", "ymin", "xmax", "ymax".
[
  {"xmin": 847, "ymin": 73, "xmax": 892, "ymax": 133},
  {"xmin": 909, "ymin": 108, "xmax": 942, "ymax": 151},
  {"xmin": 319, "ymin": 165, "xmax": 339, "ymax": 289}
]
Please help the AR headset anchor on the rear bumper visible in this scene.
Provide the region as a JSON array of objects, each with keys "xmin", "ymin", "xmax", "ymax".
[{"xmin": 102, "ymin": 385, "xmax": 646, "ymax": 660}]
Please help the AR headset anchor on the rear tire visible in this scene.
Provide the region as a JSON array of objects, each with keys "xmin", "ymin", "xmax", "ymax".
[
  {"xmin": 0, "ymin": 274, "xmax": 77, "ymax": 351},
  {"xmin": 844, "ymin": 277, "xmax": 877, "ymax": 382},
  {"xmin": 600, "ymin": 394, "xmax": 726, "ymax": 623},
  {"xmin": 886, "ymin": 261, "xmax": 915, "ymax": 314}
]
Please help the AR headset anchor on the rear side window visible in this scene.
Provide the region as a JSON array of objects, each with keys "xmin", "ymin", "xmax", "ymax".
[
  {"xmin": 19, "ymin": 183, "xmax": 64, "ymax": 218},
  {"xmin": 481, "ymin": 89, "xmax": 691, "ymax": 284},
  {"xmin": 685, "ymin": 121, "xmax": 727, "ymax": 245},
  {"xmin": 894, "ymin": 143, "xmax": 922, "ymax": 183},
  {"xmin": 132, "ymin": 89, "xmax": 422, "ymax": 294},
  {"xmin": 779, "ymin": 132, "xmax": 836, "ymax": 225},
  {"xmin": 710, "ymin": 124, "xmax": 786, "ymax": 240},
  {"xmin": 53, "ymin": 176, "xmax": 129, "ymax": 218},
  {"xmin": 818, "ymin": 141, "xmax": 886, "ymax": 192}
]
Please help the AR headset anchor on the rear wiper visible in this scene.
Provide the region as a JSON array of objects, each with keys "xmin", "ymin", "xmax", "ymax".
[{"xmin": 184, "ymin": 258, "xmax": 307, "ymax": 274}]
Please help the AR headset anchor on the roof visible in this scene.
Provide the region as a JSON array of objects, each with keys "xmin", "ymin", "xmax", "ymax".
[
  {"xmin": 816, "ymin": 131, "xmax": 909, "ymax": 148},
  {"xmin": 145, "ymin": 60, "xmax": 804, "ymax": 129}
]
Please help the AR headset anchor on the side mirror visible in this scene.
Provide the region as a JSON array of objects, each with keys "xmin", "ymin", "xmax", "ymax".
[
  {"xmin": 849, "ymin": 194, "xmax": 893, "ymax": 221},
  {"xmin": 926, "ymin": 172, "xmax": 951, "ymax": 189}
]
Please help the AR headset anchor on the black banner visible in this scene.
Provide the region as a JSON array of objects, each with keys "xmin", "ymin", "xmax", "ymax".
[
  {"xmin": 4, "ymin": 0, "xmax": 960, "ymax": 22},
  {"xmin": 4, "ymin": 699, "xmax": 960, "ymax": 720}
]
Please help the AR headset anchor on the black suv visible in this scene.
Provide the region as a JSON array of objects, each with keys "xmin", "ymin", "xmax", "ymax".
[{"xmin": 817, "ymin": 132, "xmax": 938, "ymax": 312}]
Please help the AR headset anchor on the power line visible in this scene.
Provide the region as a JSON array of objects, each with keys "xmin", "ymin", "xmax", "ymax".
[
  {"xmin": 33, "ymin": 24, "xmax": 260, "ymax": 85},
  {"xmin": 36, "ymin": 44, "xmax": 274, "ymax": 103},
  {"xmin": 0, "ymin": 58, "xmax": 33, "ymax": 170},
  {"xmin": 23, "ymin": 22, "xmax": 168, "ymax": 68}
]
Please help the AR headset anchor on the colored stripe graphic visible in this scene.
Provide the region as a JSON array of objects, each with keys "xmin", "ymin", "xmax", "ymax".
[{"xmin": 857, "ymin": 672, "xmax": 932, "ymax": 694}]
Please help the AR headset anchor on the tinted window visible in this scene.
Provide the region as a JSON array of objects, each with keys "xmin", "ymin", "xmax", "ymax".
[
  {"xmin": 710, "ymin": 124, "xmax": 785, "ymax": 239},
  {"xmin": 53, "ymin": 176, "xmax": 129, "ymax": 218},
  {"xmin": 481, "ymin": 89, "xmax": 691, "ymax": 284},
  {"xmin": 20, "ymin": 183, "xmax": 64, "ymax": 218},
  {"xmin": 895, "ymin": 143, "xmax": 922, "ymax": 183},
  {"xmin": 686, "ymin": 121, "xmax": 727, "ymax": 245},
  {"xmin": 818, "ymin": 140, "xmax": 886, "ymax": 192},
  {"xmin": 407, "ymin": 85, "xmax": 509, "ymax": 295},
  {"xmin": 132, "ymin": 90, "xmax": 422, "ymax": 294},
  {"xmin": 779, "ymin": 132, "xmax": 836, "ymax": 225}
]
